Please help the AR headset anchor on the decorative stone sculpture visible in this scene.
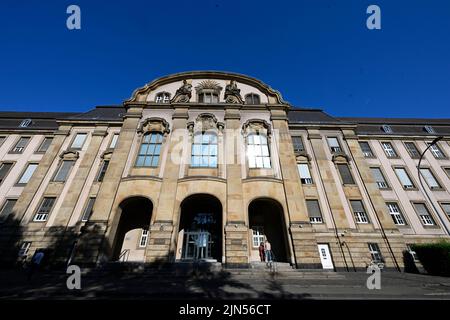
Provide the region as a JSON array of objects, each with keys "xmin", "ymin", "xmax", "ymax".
[
  {"xmin": 224, "ymin": 80, "xmax": 243, "ymax": 104},
  {"xmin": 171, "ymin": 79, "xmax": 192, "ymax": 103}
]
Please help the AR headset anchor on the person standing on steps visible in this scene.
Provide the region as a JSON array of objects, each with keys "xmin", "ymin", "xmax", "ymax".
[
  {"xmin": 258, "ymin": 242, "xmax": 265, "ymax": 262},
  {"xmin": 264, "ymin": 239, "xmax": 273, "ymax": 266}
]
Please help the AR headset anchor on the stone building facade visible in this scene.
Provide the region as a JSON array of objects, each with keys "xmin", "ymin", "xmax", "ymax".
[{"xmin": 1, "ymin": 71, "xmax": 450, "ymax": 271}]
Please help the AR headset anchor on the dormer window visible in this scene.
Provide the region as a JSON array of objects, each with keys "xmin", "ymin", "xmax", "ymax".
[
  {"xmin": 381, "ymin": 125, "xmax": 393, "ymax": 133},
  {"xmin": 245, "ymin": 93, "xmax": 260, "ymax": 105},
  {"xmin": 19, "ymin": 119, "xmax": 32, "ymax": 128},
  {"xmin": 155, "ymin": 92, "xmax": 170, "ymax": 103},
  {"xmin": 424, "ymin": 125, "xmax": 435, "ymax": 134}
]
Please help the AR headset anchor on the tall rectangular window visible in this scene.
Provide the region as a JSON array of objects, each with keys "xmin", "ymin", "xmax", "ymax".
[
  {"xmin": 17, "ymin": 163, "xmax": 38, "ymax": 185},
  {"xmin": 306, "ymin": 200, "xmax": 323, "ymax": 224},
  {"xmin": 136, "ymin": 132, "xmax": 163, "ymax": 167},
  {"xmin": 53, "ymin": 160, "xmax": 75, "ymax": 182},
  {"xmin": 139, "ymin": 229, "xmax": 149, "ymax": 247},
  {"xmin": 427, "ymin": 143, "xmax": 446, "ymax": 159},
  {"xmin": 252, "ymin": 226, "xmax": 265, "ymax": 247},
  {"xmin": 247, "ymin": 133, "xmax": 271, "ymax": 169},
  {"xmin": 359, "ymin": 142, "xmax": 374, "ymax": 158},
  {"xmin": 191, "ymin": 133, "xmax": 218, "ymax": 168},
  {"xmin": 420, "ymin": 168, "xmax": 441, "ymax": 189},
  {"xmin": 18, "ymin": 242, "xmax": 31, "ymax": 257},
  {"xmin": 368, "ymin": 243, "xmax": 383, "ymax": 262},
  {"xmin": 351, "ymin": 200, "xmax": 369, "ymax": 223},
  {"xmin": 337, "ymin": 163, "xmax": 355, "ymax": 185},
  {"xmin": 445, "ymin": 167, "xmax": 450, "ymax": 179},
  {"xmin": 33, "ymin": 197, "xmax": 56, "ymax": 222},
  {"xmin": 37, "ymin": 137, "xmax": 53, "ymax": 153},
  {"xmin": 10, "ymin": 137, "xmax": 30, "ymax": 154},
  {"xmin": 81, "ymin": 197, "xmax": 96, "ymax": 222},
  {"xmin": 0, "ymin": 136, "xmax": 6, "ymax": 147},
  {"xmin": 297, "ymin": 164, "xmax": 313, "ymax": 184},
  {"xmin": 0, "ymin": 162, "xmax": 13, "ymax": 185},
  {"xmin": 386, "ymin": 202, "xmax": 406, "ymax": 225},
  {"xmin": 109, "ymin": 134, "xmax": 119, "ymax": 149},
  {"xmin": 70, "ymin": 133, "xmax": 87, "ymax": 150},
  {"xmin": 0, "ymin": 199, "xmax": 17, "ymax": 221},
  {"xmin": 381, "ymin": 142, "xmax": 397, "ymax": 158},
  {"xmin": 404, "ymin": 142, "xmax": 420, "ymax": 159},
  {"xmin": 292, "ymin": 136, "xmax": 305, "ymax": 152},
  {"xmin": 441, "ymin": 203, "xmax": 450, "ymax": 219},
  {"xmin": 413, "ymin": 203, "xmax": 435, "ymax": 226},
  {"xmin": 370, "ymin": 167, "xmax": 389, "ymax": 189},
  {"xmin": 394, "ymin": 168, "xmax": 415, "ymax": 189},
  {"xmin": 96, "ymin": 160, "xmax": 109, "ymax": 182},
  {"xmin": 327, "ymin": 137, "xmax": 342, "ymax": 153}
]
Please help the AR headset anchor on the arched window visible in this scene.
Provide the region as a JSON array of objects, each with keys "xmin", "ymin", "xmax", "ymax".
[
  {"xmin": 247, "ymin": 133, "xmax": 271, "ymax": 168},
  {"xmin": 245, "ymin": 93, "xmax": 260, "ymax": 105},
  {"xmin": 155, "ymin": 92, "xmax": 170, "ymax": 103},
  {"xmin": 135, "ymin": 132, "xmax": 163, "ymax": 167},
  {"xmin": 198, "ymin": 92, "xmax": 219, "ymax": 103},
  {"xmin": 191, "ymin": 132, "xmax": 218, "ymax": 167}
]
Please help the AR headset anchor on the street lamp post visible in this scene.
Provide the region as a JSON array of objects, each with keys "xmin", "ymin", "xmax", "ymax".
[{"xmin": 417, "ymin": 136, "xmax": 450, "ymax": 235}]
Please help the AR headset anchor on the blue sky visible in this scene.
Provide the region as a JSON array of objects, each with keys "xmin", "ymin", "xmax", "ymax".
[{"xmin": 0, "ymin": 0, "xmax": 449, "ymax": 118}]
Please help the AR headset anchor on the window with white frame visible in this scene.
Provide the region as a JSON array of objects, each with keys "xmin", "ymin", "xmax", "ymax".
[
  {"xmin": 0, "ymin": 199, "xmax": 17, "ymax": 221},
  {"xmin": 359, "ymin": 142, "xmax": 374, "ymax": 158},
  {"xmin": 394, "ymin": 168, "xmax": 415, "ymax": 189},
  {"xmin": 18, "ymin": 242, "xmax": 31, "ymax": 257},
  {"xmin": 247, "ymin": 133, "xmax": 271, "ymax": 169},
  {"xmin": 413, "ymin": 203, "xmax": 435, "ymax": 226},
  {"xmin": 10, "ymin": 137, "xmax": 30, "ymax": 154},
  {"xmin": 135, "ymin": 132, "xmax": 163, "ymax": 167},
  {"xmin": 368, "ymin": 243, "xmax": 383, "ymax": 262},
  {"xmin": 37, "ymin": 137, "xmax": 53, "ymax": 153},
  {"xmin": 351, "ymin": 200, "xmax": 369, "ymax": 224},
  {"xmin": 139, "ymin": 229, "xmax": 149, "ymax": 247},
  {"xmin": 297, "ymin": 163, "xmax": 313, "ymax": 184},
  {"xmin": 109, "ymin": 134, "xmax": 119, "ymax": 149},
  {"xmin": 191, "ymin": 132, "xmax": 218, "ymax": 168},
  {"xmin": 370, "ymin": 167, "xmax": 389, "ymax": 189},
  {"xmin": 381, "ymin": 142, "xmax": 397, "ymax": 158},
  {"xmin": 386, "ymin": 202, "xmax": 406, "ymax": 225},
  {"xmin": 420, "ymin": 168, "xmax": 441, "ymax": 189},
  {"xmin": 427, "ymin": 142, "xmax": 446, "ymax": 159},
  {"xmin": 81, "ymin": 197, "xmax": 96, "ymax": 222},
  {"xmin": 17, "ymin": 163, "xmax": 38, "ymax": 185},
  {"xmin": 404, "ymin": 142, "xmax": 420, "ymax": 159},
  {"xmin": 381, "ymin": 125, "xmax": 393, "ymax": 133},
  {"xmin": 327, "ymin": 137, "xmax": 342, "ymax": 153},
  {"xmin": 70, "ymin": 133, "xmax": 87, "ymax": 150},
  {"xmin": 155, "ymin": 92, "xmax": 170, "ymax": 103},
  {"xmin": 53, "ymin": 160, "xmax": 75, "ymax": 182},
  {"xmin": 306, "ymin": 200, "xmax": 323, "ymax": 224},
  {"xmin": 33, "ymin": 197, "xmax": 56, "ymax": 222},
  {"xmin": 252, "ymin": 226, "xmax": 265, "ymax": 247}
]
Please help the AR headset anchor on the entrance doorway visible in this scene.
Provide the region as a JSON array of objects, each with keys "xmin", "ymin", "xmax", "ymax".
[
  {"xmin": 111, "ymin": 197, "xmax": 153, "ymax": 262},
  {"xmin": 177, "ymin": 194, "xmax": 222, "ymax": 262},
  {"xmin": 248, "ymin": 198, "xmax": 289, "ymax": 263}
]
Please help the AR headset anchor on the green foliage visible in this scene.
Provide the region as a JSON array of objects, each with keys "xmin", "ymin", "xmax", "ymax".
[{"xmin": 411, "ymin": 241, "xmax": 450, "ymax": 277}]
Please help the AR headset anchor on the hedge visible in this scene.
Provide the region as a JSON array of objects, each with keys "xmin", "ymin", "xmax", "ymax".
[{"xmin": 411, "ymin": 242, "xmax": 450, "ymax": 277}]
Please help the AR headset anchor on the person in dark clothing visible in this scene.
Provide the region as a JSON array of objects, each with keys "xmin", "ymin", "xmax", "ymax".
[
  {"xmin": 258, "ymin": 242, "xmax": 265, "ymax": 262},
  {"xmin": 27, "ymin": 249, "xmax": 45, "ymax": 281}
]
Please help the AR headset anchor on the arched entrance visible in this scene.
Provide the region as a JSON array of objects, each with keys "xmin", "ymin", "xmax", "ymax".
[
  {"xmin": 111, "ymin": 197, "xmax": 153, "ymax": 262},
  {"xmin": 248, "ymin": 198, "xmax": 290, "ymax": 263},
  {"xmin": 176, "ymin": 194, "xmax": 223, "ymax": 262}
]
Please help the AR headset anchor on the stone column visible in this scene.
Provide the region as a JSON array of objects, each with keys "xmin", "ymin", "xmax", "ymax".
[
  {"xmin": 145, "ymin": 107, "xmax": 189, "ymax": 263},
  {"xmin": 77, "ymin": 107, "xmax": 142, "ymax": 264},
  {"xmin": 271, "ymin": 109, "xmax": 321, "ymax": 269},
  {"xmin": 224, "ymin": 107, "xmax": 249, "ymax": 266}
]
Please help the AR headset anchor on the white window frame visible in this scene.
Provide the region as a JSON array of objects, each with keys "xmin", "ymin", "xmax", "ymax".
[
  {"xmin": 420, "ymin": 168, "xmax": 441, "ymax": 189},
  {"xmin": 297, "ymin": 163, "xmax": 313, "ymax": 185},
  {"xmin": 395, "ymin": 167, "xmax": 415, "ymax": 189},
  {"xmin": 428, "ymin": 143, "xmax": 446, "ymax": 159},
  {"xmin": 18, "ymin": 242, "xmax": 31, "ymax": 257},
  {"xmin": 17, "ymin": 163, "xmax": 38, "ymax": 185},
  {"xmin": 247, "ymin": 133, "xmax": 271, "ymax": 169},
  {"xmin": 252, "ymin": 226, "xmax": 265, "ymax": 248},
  {"xmin": 33, "ymin": 197, "xmax": 56, "ymax": 222},
  {"xmin": 359, "ymin": 141, "xmax": 374, "ymax": 158},
  {"xmin": 139, "ymin": 229, "xmax": 149, "ymax": 247},
  {"xmin": 382, "ymin": 142, "xmax": 397, "ymax": 158},
  {"xmin": 109, "ymin": 134, "xmax": 119, "ymax": 149},
  {"xmin": 70, "ymin": 133, "xmax": 87, "ymax": 150},
  {"xmin": 387, "ymin": 203, "xmax": 406, "ymax": 226},
  {"xmin": 370, "ymin": 167, "xmax": 389, "ymax": 189},
  {"xmin": 368, "ymin": 243, "xmax": 383, "ymax": 262},
  {"xmin": 327, "ymin": 137, "xmax": 342, "ymax": 153},
  {"xmin": 413, "ymin": 203, "xmax": 435, "ymax": 226}
]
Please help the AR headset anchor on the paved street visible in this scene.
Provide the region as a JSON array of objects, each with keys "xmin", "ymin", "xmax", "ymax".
[{"xmin": 1, "ymin": 267, "xmax": 450, "ymax": 300}]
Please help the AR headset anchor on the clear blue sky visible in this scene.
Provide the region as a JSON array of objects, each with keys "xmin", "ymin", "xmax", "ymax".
[{"xmin": 0, "ymin": 0, "xmax": 449, "ymax": 118}]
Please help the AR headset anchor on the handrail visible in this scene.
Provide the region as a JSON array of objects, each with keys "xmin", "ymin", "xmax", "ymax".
[{"xmin": 119, "ymin": 249, "xmax": 130, "ymax": 262}]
